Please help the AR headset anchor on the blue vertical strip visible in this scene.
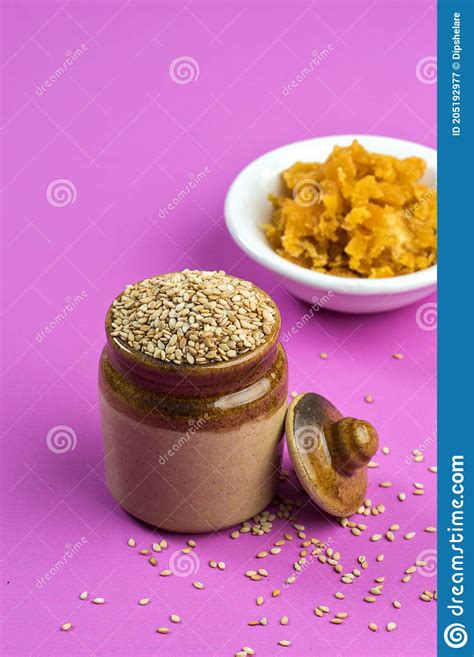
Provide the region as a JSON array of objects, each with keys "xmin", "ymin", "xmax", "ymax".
[{"xmin": 438, "ymin": 1, "xmax": 473, "ymax": 656}]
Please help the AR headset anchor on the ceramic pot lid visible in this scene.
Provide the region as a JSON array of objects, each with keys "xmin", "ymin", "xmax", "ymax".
[{"xmin": 285, "ymin": 393, "xmax": 379, "ymax": 517}]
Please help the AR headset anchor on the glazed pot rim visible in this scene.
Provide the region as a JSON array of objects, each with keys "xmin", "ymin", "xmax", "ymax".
[{"xmin": 103, "ymin": 273, "xmax": 283, "ymax": 394}]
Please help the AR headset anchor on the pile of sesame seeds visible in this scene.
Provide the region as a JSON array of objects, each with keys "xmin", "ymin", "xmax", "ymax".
[{"xmin": 109, "ymin": 270, "xmax": 277, "ymax": 365}]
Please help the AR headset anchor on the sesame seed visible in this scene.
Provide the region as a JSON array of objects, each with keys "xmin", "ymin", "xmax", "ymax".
[
  {"xmin": 364, "ymin": 394, "xmax": 374, "ymax": 403},
  {"xmin": 392, "ymin": 353, "xmax": 404, "ymax": 360},
  {"xmin": 280, "ymin": 616, "xmax": 289, "ymax": 625},
  {"xmin": 170, "ymin": 614, "xmax": 181, "ymax": 623},
  {"xmin": 187, "ymin": 539, "xmax": 196, "ymax": 548},
  {"xmin": 79, "ymin": 591, "xmax": 88, "ymax": 600},
  {"xmin": 92, "ymin": 598, "xmax": 105, "ymax": 605},
  {"xmin": 369, "ymin": 622, "xmax": 378, "ymax": 632},
  {"xmin": 379, "ymin": 481, "xmax": 392, "ymax": 488},
  {"xmin": 371, "ymin": 534, "xmax": 383, "ymax": 542},
  {"xmin": 320, "ymin": 352, "xmax": 328, "ymax": 359},
  {"xmin": 376, "ymin": 554, "xmax": 384, "ymax": 562},
  {"xmin": 398, "ymin": 492, "xmax": 406, "ymax": 501},
  {"xmin": 387, "ymin": 622, "xmax": 397, "ymax": 632},
  {"xmin": 272, "ymin": 589, "xmax": 281, "ymax": 598},
  {"xmin": 138, "ymin": 598, "xmax": 150, "ymax": 606},
  {"xmin": 404, "ymin": 532, "xmax": 416, "ymax": 540},
  {"xmin": 127, "ymin": 538, "xmax": 136, "ymax": 547},
  {"xmin": 160, "ymin": 569, "xmax": 172, "ymax": 577},
  {"xmin": 156, "ymin": 627, "xmax": 170, "ymax": 634},
  {"xmin": 331, "ymin": 618, "xmax": 343, "ymax": 625},
  {"xmin": 425, "ymin": 527, "xmax": 437, "ymax": 533},
  {"xmin": 382, "ymin": 447, "xmax": 390, "ymax": 455},
  {"xmin": 60, "ymin": 622, "xmax": 72, "ymax": 632},
  {"xmin": 393, "ymin": 600, "xmax": 402, "ymax": 609},
  {"xmin": 193, "ymin": 581, "xmax": 204, "ymax": 590},
  {"xmin": 278, "ymin": 640, "xmax": 291, "ymax": 647},
  {"xmin": 428, "ymin": 465, "xmax": 437, "ymax": 473}
]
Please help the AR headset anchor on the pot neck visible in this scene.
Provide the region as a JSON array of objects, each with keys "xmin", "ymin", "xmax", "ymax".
[{"xmin": 104, "ymin": 318, "xmax": 281, "ymax": 397}]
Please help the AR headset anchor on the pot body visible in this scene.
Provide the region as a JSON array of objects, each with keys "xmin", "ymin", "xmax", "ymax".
[{"xmin": 98, "ymin": 317, "xmax": 288, "ymax": 533}]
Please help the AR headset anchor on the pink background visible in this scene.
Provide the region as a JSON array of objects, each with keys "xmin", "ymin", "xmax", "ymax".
[{"xmin": 1, "ymin": 1, "xmax": 437, "ymax": 656}]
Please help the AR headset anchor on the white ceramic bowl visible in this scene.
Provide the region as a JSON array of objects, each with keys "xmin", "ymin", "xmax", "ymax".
[{"xmin": 224, "ymin": 134, "xmax": 437, "ymax": 313}]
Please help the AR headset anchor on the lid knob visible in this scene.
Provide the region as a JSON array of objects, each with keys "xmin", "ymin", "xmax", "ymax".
[{"xmin": 326, "ymin": 417, "xmax": 378, "ymax": 476}]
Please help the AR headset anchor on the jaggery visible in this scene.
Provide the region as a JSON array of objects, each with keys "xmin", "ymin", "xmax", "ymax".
[{"xmin": 263, "ymin": 141, "xmax": 437, "ymax": 278}]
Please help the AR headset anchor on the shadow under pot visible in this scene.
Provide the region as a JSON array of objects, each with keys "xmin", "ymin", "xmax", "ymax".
[{"xmin": 98, "ymin": 294, "xmax": 288, "ymax": 533}]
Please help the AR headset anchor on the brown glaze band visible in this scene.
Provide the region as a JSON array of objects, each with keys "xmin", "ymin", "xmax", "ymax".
[{"xmin": 99, "ymin": 342, "xmax": 288, "ymax": 432}]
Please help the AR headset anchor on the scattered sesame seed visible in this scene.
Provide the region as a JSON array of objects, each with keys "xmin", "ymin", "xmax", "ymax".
[
  {"xmin": 428, "ymin": 465, "xmax": 437, "ymax": 473},
  {"xmin": 404, "ymin": 532, "xmax": 416, "ymax": 540},
  {"xmin": 379, "ymin": 481, "xmax": 392, "ymax": 488},
  {"xmin": 230, "ymin": 531, "xmax": 240, "ymax": 539},
  {"xmin": 278, "ymin": 640, "xmax": 291, "ymax": 647},
  {"xmin": 170, "ymin": 614, "xmax": 181, "ymax": 623},
  {"xmin": 61, "ymin": 622, "xmax": 72, "ymax": 632},
  {"xmin": 138, "ymin": 598, "xmax": 150, "ymax": 606},
  {"xmin": 382, "ymin": 447, "xmax": 390, "ymax": 455},
  {"xmin": 156, "ymin": 627, "xmax": 170, "ymax": 634},
  {"xmin": 393, "ymin": 600, "xmax": 402, "ymax": 609},
  {"xmin": 364, "ymin": 394, "xmax": 374, "ymax": 403},
  {"xmin": 331, "ymin": 618, "xmax": 343, "ymax": 625},
  {"xmin": 387, "ymin": 622, "xmax": 397, "ymax": 632},
  {"xmin": 392, "ymin": 353, "xmax": 404, "ymax": 360},
  {"xmin": 79, "ymin": 591, "xmax": 88, "ymax": 600},
  {"xmin": 369, "ymin": 622, "xmax": 378, "ymax": 632},
  {"xmin": 209, "ymin": 560, "xmax": 217, "ymax": 568},
  {"xmin": 160, "ymin": 569, "xmax": 172, "ymax": 576},
  {"xmin": 193, "ymin": 581, "xmax": 204, "ymax": 590},
  {"xmin": 127, "ymin": 538, "xmax": 136, "ymax": 547},
  {"xmin": 320, "ymin": 352, "xmax": 328, "ymax": 359},
  {"xmin": 376, "ymin": 554, "xmax": 384, "ymax": 562},
  {"xmin": 92, "ymin": 598, "xmax": 105, "ymax": 605},
  {"xmin": 398, "ymin": 492, "xmax": 406, "ymax": 501},
  {"xmin": 371, "ymin": 534, "xmax": 383, "ymax": 542},
  {"xmin": 280, "ymin": 616, "xmax": 289, "ymax": 625},
  {"xmin": 425, "ymin": 527, "xmax": 437, "ymax": 533},
  {"xmin": 272, "ymin": 589, "xmax": 281, "ymax": 598}
]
